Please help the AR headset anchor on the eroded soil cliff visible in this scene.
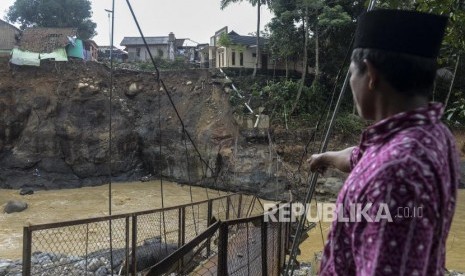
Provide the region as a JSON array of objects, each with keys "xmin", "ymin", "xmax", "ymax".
[{"xmin": 0, "ymin": 59, "xmax": 315, "ymax": 199}]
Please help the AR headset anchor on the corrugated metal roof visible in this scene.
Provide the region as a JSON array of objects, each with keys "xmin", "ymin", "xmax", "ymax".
[
  {"xmin": 120, "ymin": 36, "xmax": 170, "ymax": 46},
  {"xmin": 19, "ymin": 27, "xmax": 77, "ymax": 53}
]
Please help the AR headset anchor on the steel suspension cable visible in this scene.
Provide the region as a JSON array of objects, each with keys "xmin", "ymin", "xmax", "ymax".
[
  {"xmin": 182, "ymin": 131, "xmax": 199, "ymax": 235},
  {"xmin": 285, "ymin": 1, "xmax": 378, "ymax": 275},
  {"xmin": 107, "ymin": 0, "xmax": 116, "ymax": 274},
  {"xmin": 125, "ymin": 0, "xmax": 217, "ymax": 178},
  {"xmin": 158, "ymin": 83, "xmax": 168, "ymax": 252},
  {"xmin": 301, "ymin": 31, "xmax": 357, "ymax": 250},
  {"xmin": 295, "ymin": 29, "xmax": 355, "ymax": 174},
  {"xmin": 287, "ymin": 16, "xmax": 357, "ymax": 266},
  {"xmin": 125, "ymin": 0, "xmax": 233, "ymax": 210}
]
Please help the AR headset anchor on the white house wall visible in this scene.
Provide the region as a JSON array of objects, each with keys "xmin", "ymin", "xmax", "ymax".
[
  {"xmin": 209, "ymin": 45, "xmax": 306, "ymax": 73},
  {"xmin": 215, "ymin": 46, "xmax": 260, "ymax": 69},
  {"xmin": 127, "ymin": 45, "xmax": 169, "ymax": 62}
]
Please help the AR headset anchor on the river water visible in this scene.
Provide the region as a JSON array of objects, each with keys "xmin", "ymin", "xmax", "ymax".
[
  {"xmin": 1, "ymin": 183, "xmax": 463, "ymax": 272},
  {"xmin": 0, "ymin": 181, "xmax": 227, "ymax": 260}
]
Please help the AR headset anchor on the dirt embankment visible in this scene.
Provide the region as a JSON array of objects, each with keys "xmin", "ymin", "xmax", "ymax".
[
  {"xmin": 0, "ymin": 60, "xmax": 225, "ymax": 188},
  {"xmin": 1, "ymin": 59, "xmax": 463, "ymax": 198},
  {"xmin": 0, "ymin": 60, "xmax": 317, "ymax": 198}
]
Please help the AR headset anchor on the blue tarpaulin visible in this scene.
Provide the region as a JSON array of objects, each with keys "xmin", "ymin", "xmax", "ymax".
[{"xmin": 66, "ymin": 39, "xmax": 84, "ymax": 59}]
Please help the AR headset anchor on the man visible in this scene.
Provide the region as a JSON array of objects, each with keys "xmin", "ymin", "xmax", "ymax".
[{"xmin": 308, "ymin": 9, "xmax": 459, "ymax": 275}]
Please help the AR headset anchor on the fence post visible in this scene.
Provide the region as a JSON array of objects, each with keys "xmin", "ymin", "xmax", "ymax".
[
  {"xmin": 207, "ymin": 199, "xmax": 213, "ymax": 224},
  {"xmin": 132, "ymin": 215, "xmax": 137, "ymax": 276},
  {"xmin": 261, "ymin": 220, "xmax": 268, "ymax": 275},
  {"xmin": 218, "ymin": 222, "xmax": 228, "ymax": 275},
  {"xmin": 286, "ymin": 203, "xmax": 291, "ymax": 251},
  {"xmin": 226, "ymin": 196, "xmax": 230, "ymax": 220},
  {"xmin": 22, "ymin": 227, "xmax": 32, "ymax": 276},
  {"xmin": 179, "ymin": 207, "xmax": 185, "ymax": 247},
  {"xmin": 277, "ymin": 221, "xmax": 283, "ymax": 273},
  {"xmin": 125, "ymin": 217, "xmax": 130, "ymax": 276},
  {"xmin": 179, "ymin": 207, "xmax": 185, "ymax": 271},
  {"xmin": 207, "ymin": 200, "xmax": 213, "ymax": 256},
  {"xmin": 238, "ymin": 194, "xmax": 243, "ymax": 219}
]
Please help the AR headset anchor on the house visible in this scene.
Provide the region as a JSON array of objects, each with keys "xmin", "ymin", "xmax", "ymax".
[
  {"xmin": 121, "ymin": 32, "xmax": 176, "ymax": 62},
  {"xmin": 83, "ymin": 40, "xmax": 99, "ymax": 61},
  {"xmin": 197, "ymin": 43, "xmax": 210, "ymax": 68},
  {"xmin": 18, "ymin": 27, "xmax": 77, "ymax": 53},
  {"xmin": 176, "ymin": 39, "xmax": 198, "ymax": 63},
  {"xmin": 11, "ymin": 27, "xmax": 95, "ymax": 66},
  {"xmin": 209, "ymin": 27, "xmax": 268, "ymax": 70},
  {"xmin": 98, "ymin": 46, "xmax": 128, "ymax": 62},
  {"xmin": 0, "ymin": 19, "xmax": 20, "ymax": 57},
  {"xmin": 120, "ymin": 32, "xmax": 200, "ymax": 63}
]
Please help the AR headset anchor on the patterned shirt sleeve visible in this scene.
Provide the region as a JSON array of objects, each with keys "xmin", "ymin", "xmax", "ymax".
[
  {"xmin": 350, "ymin": 146, "xmax": 362, "ymax": 171},
  {"xmin": 351, "ymin": 159, "xmax": 439, "ymax": 276}
]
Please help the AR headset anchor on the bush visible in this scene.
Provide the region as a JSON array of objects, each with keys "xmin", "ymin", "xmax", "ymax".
[
  {"xmin": 333, "ymin": 113, "xmax": 366, "ymax": 139},
  {"xmin": 444, "ymin": 92, "xmax": 465, "ymax": 126}
]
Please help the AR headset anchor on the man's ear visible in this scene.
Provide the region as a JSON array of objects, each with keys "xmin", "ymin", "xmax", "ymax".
[{"xmin": 363, "ymin": 59, "xmax": 379, "ymax": 90}]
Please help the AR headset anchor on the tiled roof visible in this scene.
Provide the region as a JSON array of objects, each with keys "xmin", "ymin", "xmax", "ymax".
[
  {"xmin": 19, "ymin": 27, "xmax": 77, "ymax": 53},
  {"xmin": 120, "ymin": 36, "xmax": 170, "ymax": 46},
  {"xmin": 228, "ymin": 31, "xmax": 266, "ymax": 47}
]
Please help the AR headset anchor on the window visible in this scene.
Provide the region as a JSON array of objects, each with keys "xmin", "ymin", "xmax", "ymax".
[
  {"xmin": 240, "ymin": 52, "xmax": 244, "ymax": 66},
  {"xmin": 158, "ymin": 49, "xmax": 164, "ymax": 57},
  {"xmin": 136, "ymin": 48, "xmax": 141, "ymax": 57},
  {"xmin": 232, "ymin": 52, "xmax": 236, "ymax": 66},
  {"xmin": 252, "ymin": 53, "xmax": 257, "ymax": 58}
]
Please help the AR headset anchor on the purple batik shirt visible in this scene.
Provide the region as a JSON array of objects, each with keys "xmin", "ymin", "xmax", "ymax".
[{"xmin": 319, "ymin": 103, "xmax": 459, "ymax": 276}]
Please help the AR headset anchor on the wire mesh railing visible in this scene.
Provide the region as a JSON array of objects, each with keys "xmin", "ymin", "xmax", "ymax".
[
  {"xmin": 146, "ymin": 203, "xmax": 291, "ymax": 276},
  {"xmin": 22, "ymin": 193, "xmax": 264, "ymax": 276}
]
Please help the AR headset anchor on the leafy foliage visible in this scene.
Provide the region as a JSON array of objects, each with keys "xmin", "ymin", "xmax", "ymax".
[
  {"xmin": 318, "ymin": 5, "xmax": 352, "ymax": 28},
  {"xmin": 333, "ymin": 113, "xmax": 366, "ymax": 140},
  {"xmin": 380, "ymin": 0, "xmax": 465, "ymax": 57},
  {"xmin": 7, "ymin": 0, "xmax": 97, "ymax": 40},
  {"xmin": 263, "ymin": 0, "xmax": 464, "ymax": 129},
  {"xmin": 445, "ymin": 92, "xmax": 465, "ymax": 125},
  {"xmin": 217, "ymin": 33, "xmax": 232, "ymax": 47}
]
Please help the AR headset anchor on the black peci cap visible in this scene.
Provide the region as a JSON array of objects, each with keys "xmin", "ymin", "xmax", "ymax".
[{"xmin": 354, "ymin": 9, "xmax": 448, "ymax": 58}]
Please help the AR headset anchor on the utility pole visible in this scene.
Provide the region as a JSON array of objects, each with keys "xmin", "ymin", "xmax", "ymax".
[{"xmin": 105, "ymin": 8, "xmax": 113, "ymax": 59}]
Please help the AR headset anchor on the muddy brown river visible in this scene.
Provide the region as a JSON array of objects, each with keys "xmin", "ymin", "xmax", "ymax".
[
  {"xmin": 0, "ymin": 181, "xmax": 228, "ymax": 260},
  {"xmin": 1, "ymin": 182, "xmax": 464, "ymax": 272}
]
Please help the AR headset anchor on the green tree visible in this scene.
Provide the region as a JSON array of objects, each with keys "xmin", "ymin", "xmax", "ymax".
[
  {"xmin": 288, "ymin": 0, "xmax": 350, "ymax": 114},
  {"xmin": 267, "ymin": 0, "xmax": 302, "ymax": 78},
  {"xmin": 217, "ymin": 32, "xmax": 232, "ymax": 47},
  {"xmin": 268, "ymin": 13, "xmax": 301, "ymax": 78},
  {"xmin": 7, "ymin": 0, "xmax": 97, "ymax": 40},
  {"xmin": 380, "ymin": 0, "xmax": 465, "ymax": 119},
  {"xmin": 220, "ymin": 0, "xmax": 272, "ymax": 78},
  {"xmin": 379, "ymin": 0, "xmax": 465, "ymax": 56},
  {"xmin": 267, "ymin": 0, "xmax": 362, "ymax": 115}
]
